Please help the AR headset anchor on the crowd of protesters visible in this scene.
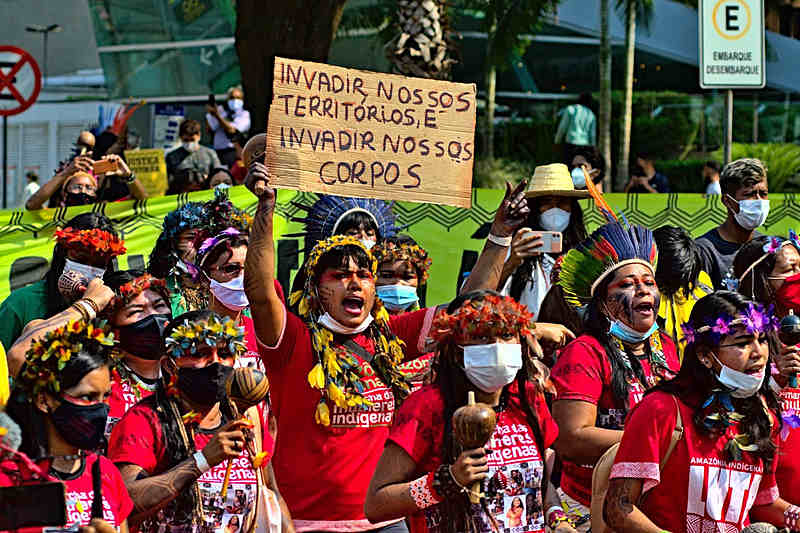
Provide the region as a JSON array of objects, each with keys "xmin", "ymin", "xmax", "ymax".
[{"xmin": 0, "ymin": 85, "xmax": 798, "ymax": 533}]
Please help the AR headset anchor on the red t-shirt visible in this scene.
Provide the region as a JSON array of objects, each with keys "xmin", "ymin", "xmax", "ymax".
[
  {"xmin": 776, "ymin": 387, "xmax": 800, "ymax": 498},
  {"xmin": 398, "ymin": 352, "xmax": 434, "ymax": 393},
  {"xmin": 610, "ymin": 391, "xmax": 779, "ymax": 533},
  {"xmin": 108, "ymin": 398, "xmax": 274, "ymax": 533},
  {"xmin": 257, "ymin": 306, "xmax": 436, "ymax": 531},
  {"xmin": 0, "ymin": 453, "xmax": 132, "ymax": 531},
  {"xmin": 239, "ymin": 315, "xmax": 264, "ymax": 371},
  {"xmin": 105, "ymin": 369, "xmax": 157, "ymax": 438},
  {"xmin": 550, "ymin": 333, "xmax": 679, "ymax": 505},
  {"xmin": 389, "ymin": 384, "xmax": 558, "ymax": 533}
]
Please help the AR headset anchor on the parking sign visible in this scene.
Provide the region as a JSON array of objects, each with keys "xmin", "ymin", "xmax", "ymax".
[{"xmin": 699, "ymin": 0, "xmax": 765, "ymax": 89}]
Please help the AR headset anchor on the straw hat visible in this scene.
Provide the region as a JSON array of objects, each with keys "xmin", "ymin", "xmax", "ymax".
[{"xmin": 525, "ymin": 163, "xmax": 590, "ymax": 198}]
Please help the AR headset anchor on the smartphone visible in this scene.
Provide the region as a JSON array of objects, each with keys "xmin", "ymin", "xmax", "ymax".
[
  {"xmin": 92, "ymin": 158, "xmax": 119, "ymax": 175},
  {"xmin": 0, "ymin": 482, "xmax": 68, "ymax": 529},
  {"xmin": 208, "ymin": 93, "xmax": 216, "ymax": 106},
  {"xmin": 523, "ymin": 230, "xmax": 562, "ymax": 254}
]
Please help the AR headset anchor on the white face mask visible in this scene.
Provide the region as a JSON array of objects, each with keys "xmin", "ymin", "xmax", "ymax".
[
  {"xmin": 64, "ymin": 258, "xmax": 106, "ymax": 280},
  {"xmin": 182, "ymin": 141, "xmax": 200, "ymax": 152},
  {"xmin": 317, "ymin": 312, "xmax": 374, "ymax": 335},
  {"xmin": 539, "ymin": 207, "xmax": 571, "ymax": 233},
  {"xmin": 729, "ymin": 196, "xmax": 769, "ymax": 230},
  {"xmin": 209, "ymin": 274, "xmax": 249, "ymax": 311},
  {"xmin": 228, "ymin": 98, "xmax": 244, "ymax": 112},
  {"xmin": 463, "ymin": 343, "xmax": 523, "ymax": 393},
  {"xmin": 361, "ymin": 238, "xmax": 376, "ymax": 250},
  {"xmin": 712, "ymin": 353, "xmax": 765, "ymax": 398},
  {"xmin": 57, "ymin": 259, "xmax": 106, "ymax": 301},
  {"xmin": 571, "ymin": 167, "xmax": 587, "ymax": 189}
]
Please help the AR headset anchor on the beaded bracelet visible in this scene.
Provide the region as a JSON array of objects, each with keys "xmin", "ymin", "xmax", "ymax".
[
  {"xmin": 786, "ymin": 504, "xmax": 800, "ymax": 530},
  {"xmin": 408, "ymin": 471, "xmax": 443, "ymax": 510},
  {"xmin": 432, "ymin": 463, "xmax": 468, "ymax": 501}
]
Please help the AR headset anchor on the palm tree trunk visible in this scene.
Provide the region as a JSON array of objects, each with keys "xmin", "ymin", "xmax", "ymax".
[
  {"xmin": 486, "ymin": 11, "xmax": 497, "ymax": 162},
  {"xmin": 598, "ymin": 0, "xmax": 612, "ymax": 190},
  {"xmin": 616, "ymin": 1, "xmax": 636, "ymax": 191}
]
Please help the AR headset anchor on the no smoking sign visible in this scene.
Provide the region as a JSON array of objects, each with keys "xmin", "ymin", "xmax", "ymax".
[
  {"xmin": 0, "ymin": 46, "xmax": 42, "ymax": 117},
  {"xmin": 699, "ymin": 0, "xmax": 765, "ymax": 89}
]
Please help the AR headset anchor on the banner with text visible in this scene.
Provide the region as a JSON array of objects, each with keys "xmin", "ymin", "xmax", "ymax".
[
  {"xmin": 266, "ymin": 57, "xmax": 477, "ymax": 208},
  {"xmin": 2, "ymin": 188, "xmax": 800, "ymax": 305}
]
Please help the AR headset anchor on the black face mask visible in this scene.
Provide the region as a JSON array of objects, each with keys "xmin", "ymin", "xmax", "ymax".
[
  {"xmin": 64, "ymin": 192, "xmax": 95, "ymax": 207},
  {"xmin": 176, "ymin": 363, "xmax": 233, "ymax": 407},
  {"xmin": 51, "ymin": 399, "xmax": 109, "ymax": 451},
  {"xmin": 117, "ymin": 314, "xmax": 171, "ymax": 360}
]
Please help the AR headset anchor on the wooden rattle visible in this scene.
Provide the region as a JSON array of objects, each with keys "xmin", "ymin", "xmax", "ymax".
[
  {"xmin": 242, "ymin": 133, "xmax": 268, "ymax": 196},
  {"xmin": 451, "ymin": 391, "xmax": 497, "ymax": 503},
  {"xmin": 220, "ymin": 367, "xmax": 270, "ymax": 499}
]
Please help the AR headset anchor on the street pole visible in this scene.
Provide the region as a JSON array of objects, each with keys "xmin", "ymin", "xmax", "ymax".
[
  {"xmin": 42, "ymin": 31, "xmax": 47, "ymax": 86},
  {"xmin": 3, "ymin": 115, "xmax": 7, "ymax": 209},
  {"xmin": 724, "ymin": 89, "xmax": 733, "ymax": 165}
]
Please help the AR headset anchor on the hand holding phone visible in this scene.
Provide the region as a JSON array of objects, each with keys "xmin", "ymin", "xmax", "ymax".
[
  {"xmin": 521, "ymin": 230, "xmax": 562, "ymax": 254},
  {"xmin": 92, "ymin": 158, "xmax": 118, "ymax": 175}
]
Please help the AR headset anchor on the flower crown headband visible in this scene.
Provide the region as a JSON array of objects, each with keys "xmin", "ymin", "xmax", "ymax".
[
  {"xmin": 106, "ymin": 273, "xmax": 169, "ymax": 316},
  {"xmin": 54, "ymin": 227, "xmax": 126, "ymax": 262},
  {"xmin": 290, "ymin": 234, "xmax": 377, "ymax": 317},
  {"xmin": 164, "ymin": 314, "xmax": 247, "ymax": 359},
  {"xmin": 18, "ymin": 319, "xmax": 116, "ymax": 398},
  {"xmin": 371, "ymin": 241, "xmax": 433, "ymax": 283},
  {"xmin": 431, "ymin": 294, "xmax": 534, "ymax": 344},
  {"xmin": 735, "ymin": 231, "xmax": 800, "ymax": 290},
  {"xmin": 195, "ymin": 227, "xmax": 245, "ymax": 268},
  {"xmin": 681, "ymin": 302, "xmax": 778, "ymax": 346}
]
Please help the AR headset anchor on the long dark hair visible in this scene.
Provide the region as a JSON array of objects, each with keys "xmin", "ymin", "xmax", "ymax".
[
  {"xmin": 45, "ymin": 213, "xmax": 117, "ymax": 315},
  {"xmin": 139, "ymin": 310, "xmax": 219, "ymax": 526},
  {"xmin": 733, "ymin": 236, "xmax": 781, "ymax": 304},
  {"xmin": 508, "ymin": 198, "xmax": 587, "ymax": 302},
  {"xmin": 583, "ymin": 270, "xmax": 668, "ymax": 407},
  {"xmin": 652, "ymin": 291, "xmax": 780, "ymax": 465},
  {"xmin": 434, "ymin": 290, "xmax": 546, "ymax": 533},
  {"xmin": 653, "ymin": 226, "xmax": 702, "ymax": 298},
  {"xmin": 7, "ymin": 349, "xmax": 112, "ymax": 460}
]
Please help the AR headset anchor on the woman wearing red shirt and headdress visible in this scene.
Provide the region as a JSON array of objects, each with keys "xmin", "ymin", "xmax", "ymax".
[
  {"xmin": 364, "ymin": 290, "xmax": 576, "ymax": 533},
  {"xmin": 605, "ymin": 291, "xmax": 800, "ymax": 532},
  {"xmin": 242, "ymin": 162, "xmax": 531, "ymax": 533}
]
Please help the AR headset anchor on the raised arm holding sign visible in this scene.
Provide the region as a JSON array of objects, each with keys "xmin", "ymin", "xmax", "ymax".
[{"xmin": 266, "ymin": 57, "xmax": 477, "ymax": 208}]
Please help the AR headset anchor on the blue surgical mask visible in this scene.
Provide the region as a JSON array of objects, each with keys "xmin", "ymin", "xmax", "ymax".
[
  {"xmin": 228, "ymin": 98, "xmax": 244, "ymax": 112},
  {"xmin": 376, "ymin": 284, "xmax": 419, "ymax": 311},
  {"xmin": 609, "ymin": 320, "xmax": 658, "ymax": 344},
  {"xmin": 571, "ymin": 167, "xmax": 587, "ymax": 188}
]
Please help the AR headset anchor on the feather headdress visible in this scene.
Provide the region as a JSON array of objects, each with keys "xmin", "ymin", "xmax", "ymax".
[
  {"xmin": 557, "ymin": 169, "xmax": 657, "ymax": 307},
  {"xmin": 288, "ymin": 195, "xmax": 400, "ymax": 251}
]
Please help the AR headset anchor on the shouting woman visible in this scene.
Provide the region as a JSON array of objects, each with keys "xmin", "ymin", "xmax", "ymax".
[
  {"xmin": 243, "ymin": 162, "xmax": 530, "ymax": 533},
  {"xmin": 549, "ymin": 221, "xmax": 680, "ymax": 529}
]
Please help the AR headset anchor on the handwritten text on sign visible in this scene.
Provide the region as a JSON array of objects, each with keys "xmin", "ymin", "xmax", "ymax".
[{"xmin": 266, "ymin": 57, "xmax": 476, "ymax": 208}]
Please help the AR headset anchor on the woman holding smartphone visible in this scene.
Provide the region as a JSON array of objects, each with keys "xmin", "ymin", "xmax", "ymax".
[{"xmin": 499, "ymin": 164, "xmax": 589, "ymax": 322}]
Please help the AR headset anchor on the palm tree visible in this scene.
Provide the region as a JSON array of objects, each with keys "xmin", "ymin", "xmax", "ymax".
[
  {"xmin": 615, "ymin": 0, "xmax": 653, "ymax": 191},
  {"xmin": 598, "ymin": 0, "xmax": 612, "ymax": 190},
  {"xmin": 387, "ymin": 0, "xmax": 455, "ymax": 79}
]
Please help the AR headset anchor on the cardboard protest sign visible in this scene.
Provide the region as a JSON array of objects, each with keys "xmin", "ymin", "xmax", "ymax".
[
  {"xmin": 266, "ymin": 57, "xmax": 477, "ymax": 208},
  {"xmin": 124, "ymin": 148, "xmax": 168, "ymax": 197}
]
